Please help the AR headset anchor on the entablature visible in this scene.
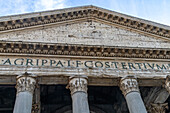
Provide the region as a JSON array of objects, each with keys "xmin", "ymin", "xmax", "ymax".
[{"xmin": 0, "ymin": 41, "xmax": 169, "ymax": 59}]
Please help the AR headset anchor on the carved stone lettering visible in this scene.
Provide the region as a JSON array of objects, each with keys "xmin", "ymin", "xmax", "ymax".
[{"xmin": 0, "ymin": 57, "xmax": 169, "ymax": 70}]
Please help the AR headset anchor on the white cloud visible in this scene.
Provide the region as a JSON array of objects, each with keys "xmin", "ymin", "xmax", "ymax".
[
  {"xmin": 0, "ymin": 0, "xmax": 169, "ymax": 26},
  {"xmin": 0, "ymin": 0, "xmax": 67, "ymax": 16},
  {"xmin": 33, "ymin": 0, "xmax": 67, "ymax": 11},
  {"xmin": 0, "ymin": 0, "xmax": 29, "ymax": 16}
]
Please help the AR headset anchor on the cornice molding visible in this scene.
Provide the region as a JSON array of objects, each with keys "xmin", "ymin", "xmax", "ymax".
[
  {"xmin": 0, "ymin": 6, "xmax": 169, "ymax": 39},
  {"xmin": 0, "ymin": 41, "xmax": 169, "ymax": 59}
]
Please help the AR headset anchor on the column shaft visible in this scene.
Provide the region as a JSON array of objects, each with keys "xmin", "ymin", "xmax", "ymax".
[
  {"xmin": 13, "ymin": 92, "xmax": 33, "ymax": 113},
  {"xmin": 125, "ymin": 92, "xmax": 147, "ymax": 113},
  {"xmin": 72, "ymin": 92, "xmax": 90, "ymax": 113}
]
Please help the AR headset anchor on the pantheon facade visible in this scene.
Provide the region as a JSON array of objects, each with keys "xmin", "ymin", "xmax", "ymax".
[{"xmin": 0, "ymin": 5, "xmax": 169, "ymax": 113}]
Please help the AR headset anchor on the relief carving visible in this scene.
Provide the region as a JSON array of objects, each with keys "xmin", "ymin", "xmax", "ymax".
[
  {"xmin": 32, "ymin": 103, "xmax": 40, "ymax": 113},
  {"xmin": 67, "ymin": 76, "xmax": 88, "ymax": 95},
  {"xmin": 119, "ymin": 76, "xmax": 139, "ymax": 96},
  {"xmin": 16, "ymin": 72, "xmax": 36, "ymax": 94},
  {"xmin": 0, "ymin": 42, "xmax": 168, "ymax": 59},
  {"xmin": 149, "ymin": 103, "xmax": 168, "ymax": 113},
  {"xmin": 0, "ymin": 6, "xmax": 169, "ymax": 39}
]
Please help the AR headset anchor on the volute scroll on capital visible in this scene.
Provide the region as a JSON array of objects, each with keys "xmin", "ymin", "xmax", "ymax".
[
  {"xmin": 119, "ymin": 76, "xmax": 139, "ymax": 96},
  {"xmin": 15, "ymin": 72, "xmax": 37, "ymax": 94},
  {"xmin": 66, "ymin": 75, "xmax": 88, "ymax": 95}
]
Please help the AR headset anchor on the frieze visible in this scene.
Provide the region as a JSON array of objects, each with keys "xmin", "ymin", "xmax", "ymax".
[
  {"xmin": 0, "ymin": 57, "xmax": 169, "ymax": 71},
  {"xmin": 0, "ymin": 42, "xmax": 169, "ymax": 59},
  {"xmin": 0, "ymin": 6, "xmax": 169, "ymax": 39}
]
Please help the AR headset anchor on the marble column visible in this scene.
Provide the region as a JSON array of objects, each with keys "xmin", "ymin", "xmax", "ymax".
[
  {"xmin": 13, "ymin": 73, "xmax": 36, "ymax": 113},
  {"xmin": 119, "ymin": 76, "xmax": 147, "ymax": 113},
  {"xmin": 149, "ymin": 103, "xmax": 168, "ymax": 113},
  {"xmin": 67, "ymin": 75, "xmax": 90, "ymax": 113}
]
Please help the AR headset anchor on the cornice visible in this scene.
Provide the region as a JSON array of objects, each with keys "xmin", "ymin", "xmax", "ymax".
[
  {"xmin": 0, "ymin": 6, "xmax": 169, "ymax": 39},
  {"xmin": 0, "ymin": 41, "xmax": 169, "ymax": 59}
]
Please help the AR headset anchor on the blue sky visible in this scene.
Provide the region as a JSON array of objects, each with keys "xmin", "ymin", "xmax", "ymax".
[{"xmin": 0, "ymin": 0, "xmax": 170, "ymax": 26}]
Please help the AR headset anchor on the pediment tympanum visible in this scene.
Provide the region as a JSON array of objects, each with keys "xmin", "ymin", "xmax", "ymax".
[
  {"xmin": 0, "ymin": 21, "xmax": 169, "ymax": 49},
  {"xmin": 0, "ymin": 5, "xmax": 169, "ymax": 48}
]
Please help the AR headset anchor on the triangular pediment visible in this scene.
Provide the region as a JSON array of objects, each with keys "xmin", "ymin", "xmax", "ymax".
[
  {"xmin": 0, "ymin": 5, "xmax": 169, "ymax": 39},
  {"xmin": 0, "ymin": 5, "xmax": 169, "ymax": 49},
  {"xmin": 0, "ymin": 19, "xmax": 169, "ymax": 49}
]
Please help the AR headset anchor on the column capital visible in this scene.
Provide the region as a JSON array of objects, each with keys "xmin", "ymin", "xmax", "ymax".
[
  {"xmin": 119, "ymin": 76, "xmax": 139, "ymax": 96},
  {"xmin": 16, "ymin": 72, "xmax": 37, "ymax": 94},
  {"xmin": 149, "ymin": 103, "xmax": 168, "ymax": 113},
  {"xmin": 32, "ymin": 103, "xmax": 40, "ymax": 113},
  {"xmin": 165, "ymin": 75, "xmax": 170, "ymax": 94},
  {"xmin": 67, "ymin": 75, "xmax": 88, "ymax": 95}
]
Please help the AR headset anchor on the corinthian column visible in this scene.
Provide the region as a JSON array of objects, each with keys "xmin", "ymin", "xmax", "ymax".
[
  {"xmin": 13, "ymin": 73, "xmax": 36, "ymax": 113},
  {"xmin": 67, "ymin": 75, "xmax": 90, "ymax": 113},
  {"xmin": 119, "ymin": 76, "xmax": 147, "ymax": 113},
  {"xmin": 149, "ymin": 103, "xmax": 168, "ymax": 113}
]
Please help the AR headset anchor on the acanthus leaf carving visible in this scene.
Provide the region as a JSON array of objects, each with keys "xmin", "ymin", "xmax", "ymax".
[
  {"xmin": 67, "ymin": 76, "xmax": 88, "ymax": 95},
  {"xmin": 119, "ymin": 76, "xmax": 139, "ymax": 96},
  {"xmin": 149, "ymin": 103, "xmax": 168, "ymax": 113},
  {"xmin": 16, "ymin": 72, "xmax": 37, "ymax": 94}
]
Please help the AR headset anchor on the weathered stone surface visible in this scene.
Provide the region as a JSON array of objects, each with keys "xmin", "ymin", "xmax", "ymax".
[
  {"xmin": 125, "ymin": 92, "xmax": 147, "ymax": 113},
  {"xmin": 0, "ymin": 21, "xmax": 169, "ymax": 48},
  {"xmin": 13, "ymin": 92, "xmax": 33, "ymax": 113},
  {"xmin": 149, "ymin": 103, "xmax": 168, "ymax": 113},
  {"xmin": 0, "ymin": 5, "xmax": 169, "ymax": 113},
  {"xmin": 72, "ymin": 92, "xmax": 90, "ymax": 113}
]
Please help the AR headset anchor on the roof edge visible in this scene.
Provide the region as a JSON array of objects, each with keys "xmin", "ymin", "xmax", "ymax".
[
  {"xmin": 0, "ymin": 5, "xmax": 169, "ymax": 38},
  {"xmin": 0, "ymin": 5, "xmax": 169, "ymax": 29}
]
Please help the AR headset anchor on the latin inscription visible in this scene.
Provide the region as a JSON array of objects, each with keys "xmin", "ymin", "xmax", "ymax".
[{"xmin": 0, "ymin": 58, "xmax": 169, "ymax": 70}]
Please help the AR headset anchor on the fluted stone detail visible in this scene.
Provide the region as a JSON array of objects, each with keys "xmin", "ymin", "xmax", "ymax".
[
  {"xmin": 120, "ymin": 76, "xmax": 139, "ymax": 96},
  {"xmin": 67, "ymin": 76, "xmax": 88, "ymax": 95},
  {"xmin": 150, "ymin": 103, "xmax": 168, "ymax": 113},
  {"xmin": 16, "ymin": 73, "xmax": 36, "ymax": 94},
  {"xmin": 165, "ymin": 75, "xmax": 170, "ymax": 94}
]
